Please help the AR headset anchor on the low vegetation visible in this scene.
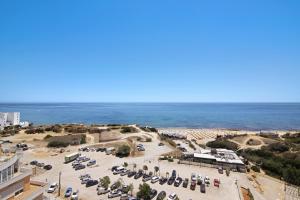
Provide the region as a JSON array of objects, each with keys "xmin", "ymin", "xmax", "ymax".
[
  {"xmin": 120, "ymin": 126, "xmax": 138, "ymax": 134},
  {"xmin": 240, "ymin": 147, "xmax": 300, "ymax": 185},
  {"xmin": 206, "ymin": 139, "xmax": 239, "ymax": 151},
  {"xmin": 116, "ymin": 145, "xmax": 131, "ymax": 157},
  {"xmin": 139, "ymin": 126, "xmax": 158, "ymax": 132},
  {"xmin": 47, "ymin": 140, "xmax": 69, "ymax": 148},
  {"xmin": 137, "ymin": 183, "xmax": 152, "ymax": 200}
]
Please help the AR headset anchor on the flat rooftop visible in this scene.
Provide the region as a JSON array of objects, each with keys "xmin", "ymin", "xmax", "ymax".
[{"xmin": 193, "ymin": 148, "xmax": 244, "ymax": 165}]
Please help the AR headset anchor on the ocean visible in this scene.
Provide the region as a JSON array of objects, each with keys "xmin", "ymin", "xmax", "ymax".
[{"xmin": 0, "ymin": 103, "xmax": 300, "ymax": 130}]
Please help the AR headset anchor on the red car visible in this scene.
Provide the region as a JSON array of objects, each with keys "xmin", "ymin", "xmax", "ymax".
[{"xmin": 214, "ymin": 179, "xmax": 220, "ymax": 187}]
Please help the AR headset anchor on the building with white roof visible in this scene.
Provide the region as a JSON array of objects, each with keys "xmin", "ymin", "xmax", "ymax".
[{"xmin": 181, "ymin": 148, "xmax": 246, "ymax": 172}]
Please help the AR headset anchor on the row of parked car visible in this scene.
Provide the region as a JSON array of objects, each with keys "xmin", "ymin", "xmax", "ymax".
[
  {"xmin": 30, "ymin": 160, "xmax": 52, "ymax": 170},
  {"xmin": 47, "ymin": 183, "xmax": 79, "ymax": 200},
  {"xmin": 112, "ymin": 165, "xmax": 220, "ymax": 194},
  {"xmin": 111, "ymin": 166, "xmax": 179, "ymax": 200},
  {"xmin": 71, "ymin": 155, "xmax": 96, "ymax": 170}
]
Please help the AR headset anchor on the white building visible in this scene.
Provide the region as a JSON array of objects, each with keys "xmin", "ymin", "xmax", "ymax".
[{"xmin": 0, "ymin": 112, "xmax": 21, "ymax": 130}]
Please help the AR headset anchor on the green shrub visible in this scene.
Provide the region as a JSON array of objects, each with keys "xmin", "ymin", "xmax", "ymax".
[
  {"xmin": 206, "ymin": 139, "xmax": 239, "ymax": 151},
  {"xmin": 44, "ymin": 134, "xmax": 52, "ymax": 140},
  {"xmin": 251, "ymin": 165, "xmax": 260, "ymax": 172},
  {"xmin": 116, "ymin": 145, "xmax": 131, "ymax": 157},
  {"xmin": 47, "ymin": 141, "xmax": 69, "ymax": 148},
  {"xmin": 146, "ymin": 138, "xmax": 152, "ymax": 142}
]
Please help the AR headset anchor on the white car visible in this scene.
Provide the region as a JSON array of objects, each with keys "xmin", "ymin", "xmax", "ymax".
[
  {"xmin": 151, "ymin": 176, "xmax": 159, "ymax": 183},
  {"xmin": 167, "ymin": 193, "xmax": 177, "ymax": 200},
  {"xmin": 71, "ymin": 190, "xmax": 79, "ymax": 200},
  {"xmin": 204, "ymin": 176, "xmax": 210, "ymax": 184},
  {"xmin": 47, "ymin": 183, "xmax": 58, "ymax": 193}
]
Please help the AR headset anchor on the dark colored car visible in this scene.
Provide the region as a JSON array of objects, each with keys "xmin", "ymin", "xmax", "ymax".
[
  {"xmin": 174, "ymin": 177, "xmax": 183, "ymax": 187},
  {"xmin": 64, "ymin": 187, "xmax": 72, "ymax": 197},
  {"xmin": 200, "ymin": 184, "xmax": 206, "ymax": 193},
  {"xmin": 75, "ymin": 164, "xmax": 85, "ymax": 170},
  {"xmin": 149, "ymin": 189, "xmax": 157, "ymax": 199},
  {"xmin": 30, "ymin": 160, "xmax": 38, "ymax": 165},
  {"xmin": 171, "ymin": 170, "xmax": 176, "ymax": 178},
  {"xmin": 142, "ymin": 175, "xmax": 151, "ymax": 182},
  {"xmin": 190, "ymin": 181, "xmax": 196, "ymax": 190},
  {"xmin": 86, "ymin": 180, "xmax": 98, "ymax": 187},
  {"xmin": 134, "ymin": 171, "xmax": 143, "ymax": 179},
  {"xmin": 182, "ymin": 178, "xmax": 189, "ymax": 188},
  {"xmin": 44, "ymin": 165, "xmax": 52, "ymax": 170},
  {"xmin": 112, "ymin": 166, "xmax": 119, "ymax": 172},
  {"xmin": 127, "ymin": 171, "xmax": 136, "ymax": 178},
  {"xmin": 167, "ymin": 177, "xmax": 175, "ymax": 185},
  {"xmin": 159, "ymin": 177, "xmax": 167, "ymax": 185},
  {"xmin": 110, "ymin": 182, "xmax": 121, "ymax": 190},
  {"xmin": 156, "ymin": 191, "xmax": 166, "ymax": 200},
  {"xmin": 96, "ymin": 147, "xmax": 106, "ymax": 152}
]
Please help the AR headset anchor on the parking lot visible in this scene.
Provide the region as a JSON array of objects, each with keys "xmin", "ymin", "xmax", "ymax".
[{"xmin": 20, "ymin": 138, "xmax": 263, "ymax": 200}]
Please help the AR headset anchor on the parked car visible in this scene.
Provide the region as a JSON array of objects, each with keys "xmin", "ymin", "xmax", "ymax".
[
  {"xmin": 167, "ymin": 177, "xmax": 175, "ymax": 185},
  {"xmin": 191, "ymin": 173, "xmax": 197, "ymax": 182},
  {"xmin": 97, "ymin": 187, "xmax": 110, "ymax": 195},
  {"xmin": 151, "ymin": 176, "xmax": 159, "ymax": 183},
  {"xmin": 149, "ymin": 189, "xmax": 157, "ymax": 199},
  {"xmin": 159, "ymin": 177, "xmax": 168, "ymax": 185},
  {"xmin": 30, "ymin": 160, "xmax": 38, "ymax": 165},
  {"xmin": 156, "ymin": 191, "xmax": 166, "ymax": 200},
  {"xmin": 204, "ymin": 176, "xmax": 210, "ymax": 184},
  {"xmin": 81, "ymin": 177, "xmax": 90, "ymax": 184},
  {"xmin": 143, "ymin": 175, "xmax": 152, "ymax": 182},
  {"xmin": 44, "ymin": 164, "xmax": 52, "ymax": 170},
  {"xmin": 174, "ymin": 177, "xmax": 183, "ymax": 187},
  {"xmin": 214, "ymin": 179, "xmax": 220, "ymax": 187},
  {"xmin": 47, "ymin": 183, "xmax": 58, "ymax": 193},
  {"xmin": 127, "ymin": 171, "xmax": 136, "ymax": 178},
  {"xmin": 158, "ymin": 142, "xmax": 164, "ymax": 146},
  {"xmin": 79, "ymin": 174, "xmax": 90, "ymax": 180},
  {"xmin": 75, "ymin": 164, "xmax": 85, "ymax": 170},
  {"xmin": 134, "ymin": 170, "xmax": 143, "ymax": 179},
  {"xmin": 36, "ymin": 162, "xmax": 45, "ymax": 167},
  {"xmin": 200, "ymin": 184, "xmax": 206, "ymax": 193},
  {"xmin": 171, "ymin": 170, "xmax": 176, "ymax": 178},
  {"xmin": 120, "ymin": 169, "xmax": 130, "ymax": 176},
  {"xmin": 86, "ymin": 179, "xmax": 98, "ymax": 187},
  {"xmin": 120, "ymin": 194, "xmax": 130, "ymax": 200},
  {"xmin": 190, "ymin": 181, "xmax": 196, "ymax": 190},
  {"xmin": 110, "ymin": 182, "xmax": 121, "ymax": 190},
  {"xmin": 87, "ymin": 159, "xmax": 96, "ymax": 166},
  {"xmin": 112, "ymin": 166, "xmax": 119, "ymax": 172},
  {"xmin": 218, "ymin": 167, "xmax": 223, "ymax": 174},
  {"xmin": 182, "ymin": 178, "xmax": 189, "ymax": 188},
  {"xmin": 113, "ymin": 166, "xmax": 125, "ymax": 175},
  {"xmin": 65, "ymin": 187, "xmax": 72, "ymax": 197},
  {"xmin": 71, "ymin": 190, "xmax": 79, "ymax": 200},
  {"xmin": 108, "ymin": 190, "xmax": 122, "ymax": 198},
  {"xmin": 167, "ymin": 193, "xmax": 177, "ymax": 200}
]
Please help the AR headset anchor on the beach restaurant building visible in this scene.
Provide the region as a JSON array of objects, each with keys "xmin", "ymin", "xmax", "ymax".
[{"xmin": 180, "ymin": 148, "xmax": 246, "ymax": 172}]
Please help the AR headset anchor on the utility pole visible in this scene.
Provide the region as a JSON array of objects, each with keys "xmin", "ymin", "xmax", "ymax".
[{"xmin": 58, "ymin": 171, "xmax": 61, "ymax": 197}]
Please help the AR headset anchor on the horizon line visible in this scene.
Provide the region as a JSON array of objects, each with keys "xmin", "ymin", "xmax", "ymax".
[{"xmin": 0, "ymin": 101, "xmax": 300, "ymax": 104}]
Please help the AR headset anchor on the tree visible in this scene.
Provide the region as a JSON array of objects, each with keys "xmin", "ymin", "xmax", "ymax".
[
  {"xmin": 123, "ymin": 162, "xmax": 128, "ymax": 167},
  {"xmin": 137, "ymin": 183, "xmax": 151, "ymax": 200},
  {"xmin": 133, "ymin": 163, "xmax": 137, "ymax": 172},
  {"xmin": 100, "ymin": 176, "xmax": 111, "ymax": 189},
  {"xmin": 128, "ymin": 183, "xmax": 134, "ymax": 195},
  {"xmin": 154, "ymin": 166, "xmax": 159, "ymax": 176},
  {"xmin": 116, "ymin": 145, "xmax": 131, "ymax": 157},
  {"xmin": 143, "ymin": 165, "xmax": 148, "ymax": 174}
]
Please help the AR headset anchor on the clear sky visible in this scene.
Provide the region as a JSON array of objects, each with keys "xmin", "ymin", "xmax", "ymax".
[{"xmin": 0, "ymin": 0, "xmax": 299, "ymax": 102}]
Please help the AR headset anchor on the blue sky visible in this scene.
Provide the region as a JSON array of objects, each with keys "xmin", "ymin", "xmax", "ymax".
[{"xmin": 0, "ymin": 0, "xmax": 299, "ymax": 102}]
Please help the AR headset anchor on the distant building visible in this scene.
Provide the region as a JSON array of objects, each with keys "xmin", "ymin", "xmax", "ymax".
[
  {"xmin": 180, "ymin": 148, "xmax": 246, "ymax": 172},
  {"xmin": 0, "ymin": 149, "xmax": 46, "ymax": 199},
  {"xmin": 0, "ymin": 112, "xmax": 21, "ymax": 130}
]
